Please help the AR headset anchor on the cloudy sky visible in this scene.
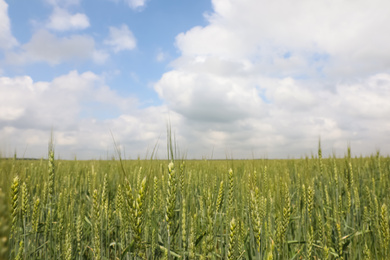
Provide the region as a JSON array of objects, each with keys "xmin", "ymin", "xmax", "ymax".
[{"xmin": 1, "ymin": 0, "xmax": 390, "ymax": 159}]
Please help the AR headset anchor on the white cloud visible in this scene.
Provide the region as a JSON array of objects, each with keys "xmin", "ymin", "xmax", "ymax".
[
  {"xmin": 44, "ymin": 0, "xmax": 80, "ymax": 7},
  {"xmin": 125, "ymin": 0, "xmax": 147, "ymax": 10},
  {"xmin": 92, "ymin": 49, "xmax": 110, "ymax": 65},
  {"xmin": 104, "ymin": 24, "xmax": 136, "ymax": 53},
  {"xmin": 47, "ymin": 7, "xmax": 90, "ymax": 31},
  {"xmin": 151, "ymin": 0, "xmax": 390, "ymax": 158},
  {"xmin": 0, "ymin": 71, "xmax": 154, "ymax": 159},
  {"xmin": 2, "ymin": 71, "xmax": 390, "ymax": 159},
  {"xmin": 6, "ymin": 30, "xmax": 107, "ymax": 65},
  {"xmin": 155, "ymin": 69, "xmax": 265, "ymax": 123},
  {"xmin": 3, "ymin": 0, "xmax": 390, "ymax": 159},
  {"xmin": 0, "ymin": 70, "xmax": 139, "ymax": 127},
  {"xmin": 0, "ymin": 71, "xmax": 94, "ymax": 126},
  {"xmin": 156, "ymin": 50, "xmax": 168, "ymax": 62},
  {"xmin": 176, "ymin": 0, "xmax": 390, "ymax": 77},
  {"xmin": 332, "ymin": 74, "xmax": 390, "ymax": 120},
  {"xmin": 0, "ymin": 0, "xmax": 18, "ymax": 49}
]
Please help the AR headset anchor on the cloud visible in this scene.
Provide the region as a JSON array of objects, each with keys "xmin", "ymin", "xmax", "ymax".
[
  {"xmin": 44, "ymin": 0, "xmax": 80, "ymax": 7},
  {"xmin": 46, "ymin": 7, "xmax": 90, "ymax": 31},
  {"xmin": 155, "ymin": 69, "xmax": 265, "ymax": 123},
  {"xmin": 176, "ymin": 0, "xmax": 390, "ymax": 77},
  {"xmin": 42, "ymin": 0, "xmax": 90, "ymax": 32},
  {"xmin": 151, "ymin": 0, "xmax": 390, "ymax": 158},
  {"xmin": 0, "ymin": 0, "xmax": 18, "ymax": 49},
  {"xmin": 0, "ymin": 70, "xmax": 141, "ymax": 128},
  {"xmin": 2, "ymin": 71, "xmax": 390, "ymax": 160},
  {"xmin": 0, "ymin": 71, "xmax": 96, "ymax": 127},
  {"xmin": 156, "ymin": 50, "xmax": 168, "ymax": 62},
  {"xmin": 125, "ymin": 0, "xmax": 147, "ymax": 10},
  {"xmin": 0, "ymin": 107, "xmax": 174, "ymax": 160},
  {"xmin": 5, "ymin": 30, "xmax": 107, "ymax": 65},
  {"xmin": 104, "ymin": 24, "xmax": 136, "ymax": 53},
  {"xmin": 3, "ymin": 0, "xmax": 390, "ymax": 159},
  {"xmin": 332, "ymin": 74, "xmax": 390, "ymax": 120},
  {"xmin": 92, "ymin": 49, "xmax": 110, "ymax": 65},
  {"xmin": 0, "ymin": 70, "xmax": 153, "ymax": 159}
]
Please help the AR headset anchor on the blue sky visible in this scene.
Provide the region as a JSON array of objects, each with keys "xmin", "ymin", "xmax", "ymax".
[
  {"xmin": 1, "ymin": 0, "xmax": 390, "ymax": 159},
  {"xmin": 5, "ymin": 0, "xmax": 212, "ymax": 107}
]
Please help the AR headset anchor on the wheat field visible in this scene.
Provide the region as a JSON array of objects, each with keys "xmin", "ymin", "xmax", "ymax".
[{"xmin": 0, "ymin": 145, "xmax": 389, "ymax": 259}]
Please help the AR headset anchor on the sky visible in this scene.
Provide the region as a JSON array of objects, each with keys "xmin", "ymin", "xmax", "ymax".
[{"xmin": 1, "ymin": 0, "xmax": 390, "ymax": 160}]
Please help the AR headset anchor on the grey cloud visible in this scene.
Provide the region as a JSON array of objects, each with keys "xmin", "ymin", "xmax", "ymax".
[{"xmin": 5, "ymin": 30, "xmax": 107, "ymax": 65}]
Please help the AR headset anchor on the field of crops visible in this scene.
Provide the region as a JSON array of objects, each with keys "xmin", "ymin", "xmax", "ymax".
[{"xmin": 0, "ymin": 145, "xmax": 389, "ymax": 259}]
